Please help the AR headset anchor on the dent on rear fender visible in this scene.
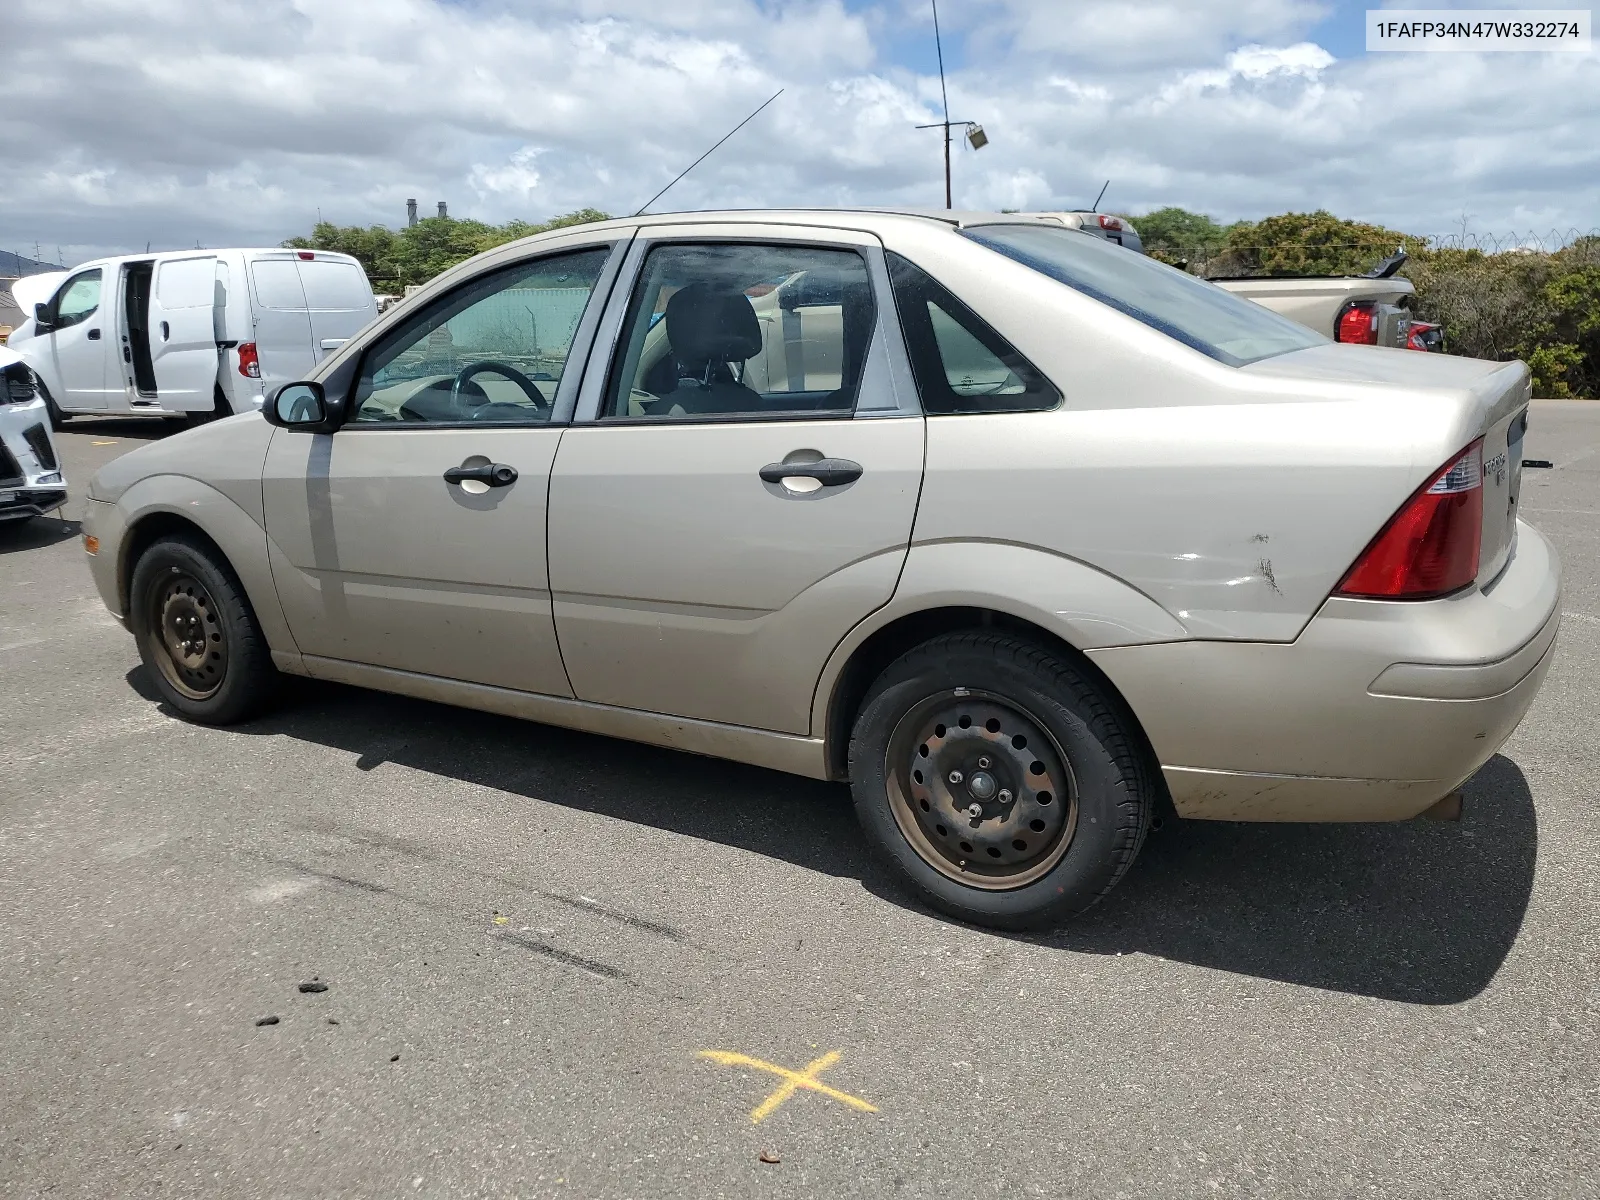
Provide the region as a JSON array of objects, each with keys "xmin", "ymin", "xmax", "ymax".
[{"xmin": 113, "ymin": 474, "xmax": 296, "ymax": 656}]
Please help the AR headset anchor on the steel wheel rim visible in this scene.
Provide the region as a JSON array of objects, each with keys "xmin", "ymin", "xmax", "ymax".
[
  {"xmin": 885, "ymin": 689, "xmax": 1078, "ymax": 891},
  {"xmin": 143, "ymin": 570, "xmax": 227, "ymax": 700}
]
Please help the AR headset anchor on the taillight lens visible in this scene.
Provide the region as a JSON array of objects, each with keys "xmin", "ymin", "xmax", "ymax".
[
  {"xmin": 238, "ymin": 342, "xmax": 260, "ymax": 379},
  {"xmin": 1336, "ymin": 302, "xmax": 1379, "ymax": 345},
  {"xmin": 1097, "ymin": 214, "xmax": 1123, "ymax": 231},
  {"xmin": 1407, "ymin": 321, "xmax": 1443, "ymax": 352},
  {"xmin": 1335, "ymin": 439, "xmax": 1484, "ymax": 599}
]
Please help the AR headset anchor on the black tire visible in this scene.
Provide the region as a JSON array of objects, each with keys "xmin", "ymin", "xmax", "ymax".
[
  {"xmin": 39, "ymin": 379, "xmax": 69, "ymax": 429},
  {"xmin": 848, "ymin": 631, "xmax": 1155, "ymax": 931},
  {"xmin": 129, "ymin": 533, "xmax": 278, "ymax": 724}
]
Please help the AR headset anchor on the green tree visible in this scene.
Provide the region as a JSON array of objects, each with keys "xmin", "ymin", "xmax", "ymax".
[
  {"xmin": 1212, "ymin": 210, "xmax": 1426, "ymax": 278},
  {"xmin": 1124, "ymin": 206, "xmax": 1242, "ymax": 270},
  {"xmin": 284, "ymin": 208, "xmax": 611, "ymax": 291}
]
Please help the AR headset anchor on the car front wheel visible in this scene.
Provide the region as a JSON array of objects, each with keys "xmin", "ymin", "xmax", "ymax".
[
  {"xmin": 848, "ymin": 631, "xmax": 1155, "ymax": 930},
  {"xmin": 129, "ymin": 534, "xmax": 277, "ymax": 724}
]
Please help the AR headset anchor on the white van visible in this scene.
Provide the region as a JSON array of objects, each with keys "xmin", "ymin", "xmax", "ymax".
[{"xmin": 7, "ymin": 249, "xmax": 377, "ymax": 426}]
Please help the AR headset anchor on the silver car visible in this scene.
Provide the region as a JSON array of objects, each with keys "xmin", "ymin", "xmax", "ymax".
[{"xmin": 82, "ymin": 210, "xmax": 1560, "ymax": 929}]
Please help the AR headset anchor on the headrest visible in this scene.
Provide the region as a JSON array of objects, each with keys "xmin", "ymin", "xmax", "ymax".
[{"xmin": 664, "ymin": 283, "xmax": 761, "ymax": 368}]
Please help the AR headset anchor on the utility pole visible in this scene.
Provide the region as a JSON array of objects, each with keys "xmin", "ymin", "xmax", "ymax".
[{"xmin": 914, "ymin": 0, "xmax": 986, "ymax": 209}]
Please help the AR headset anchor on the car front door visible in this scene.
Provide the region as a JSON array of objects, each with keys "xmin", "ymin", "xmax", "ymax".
[
  {"xmin": 148, "ymin": 255, "xmax": 221, "ymax": 410},
  {"xmin": 547, "ymin": 226, "xmax": 925, "ymax": 735},
  {"xmin": 47, "ymin": 268, "xmax": 110, "ymax": 410},
  {"xmin": 261, "ymin": 237, "xmax": 627, "ymax": 695}
]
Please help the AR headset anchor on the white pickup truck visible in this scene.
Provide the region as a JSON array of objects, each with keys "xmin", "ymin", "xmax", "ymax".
[
  {"xmin": 1212, "ymin": 250, "xmax": 1441, "ymax": 352},
  {"xmin": 1032, "ymin": 212, "xmax": 1441, "ymax": 352}
]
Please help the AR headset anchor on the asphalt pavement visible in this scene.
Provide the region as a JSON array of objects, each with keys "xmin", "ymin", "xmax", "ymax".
[{"xmin": 3, "ymin": 403, "xmax": 1598, "ymax": 1198}]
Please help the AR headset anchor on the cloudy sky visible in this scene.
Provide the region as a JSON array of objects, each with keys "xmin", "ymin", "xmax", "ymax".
[{"xmin": 2, "ymin": 0, "xmax": 1596, "ymax": 265}]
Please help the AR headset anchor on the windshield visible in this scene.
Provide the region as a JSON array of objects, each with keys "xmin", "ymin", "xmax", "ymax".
[{"xmin": 963, "ymin": 225, "xmax": 1326, "ymax": 367}]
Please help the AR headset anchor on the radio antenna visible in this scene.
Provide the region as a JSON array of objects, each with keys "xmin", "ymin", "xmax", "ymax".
[
  {"xmin": 1092, "ymin": 179, "xmax": 1111, "ymax": 211},
  {"xmin": 633, "ymin": 88, "xmax": 785, "ymax": 217}
]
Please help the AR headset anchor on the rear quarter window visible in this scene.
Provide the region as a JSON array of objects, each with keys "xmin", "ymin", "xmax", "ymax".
[{"xmin": 298, "ymin": 260, "xmax": 372, "ymax": 311}]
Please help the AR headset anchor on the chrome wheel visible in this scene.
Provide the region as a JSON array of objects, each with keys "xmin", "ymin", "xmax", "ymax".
[
  {"xmin": 884, "ymin": 690, "xmax": 1078, "ymax": 890},
  {"xmin": 145, "ymin": 571, "xmax": 227, "ymax": 700}
]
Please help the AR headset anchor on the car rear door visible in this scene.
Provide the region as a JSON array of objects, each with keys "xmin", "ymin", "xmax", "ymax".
[
  {"xmin": 546, "ymin": 224, "xmax": 925, "ymax": 736},
  {"xmin": 148, "ymin": 255, "xmax": 221, "ymax": 410},
  {"xmin": 247, "ymin": 254, "xmax": 317, "ymax": 391}
]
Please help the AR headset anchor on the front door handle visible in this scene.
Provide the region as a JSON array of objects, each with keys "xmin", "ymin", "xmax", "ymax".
[
  {"xmin": 87, "ymin": 328, "xmax": 102, "ymax": 340},
  {"xmin": 758, "ymin": 458, "xmax": 863, "ymax": 487},
  {"xmin": 444, "ymin": 462, "xmax": 518, "ymax": 487},
  {"xmin": 160, "ymin": 321, "xmax": 170, "ymax": 341}
]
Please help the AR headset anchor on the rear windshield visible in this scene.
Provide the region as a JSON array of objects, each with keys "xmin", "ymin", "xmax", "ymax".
[{"xmin": 963, "ymin": 225, "xmax": 1325, "ymax": 367}]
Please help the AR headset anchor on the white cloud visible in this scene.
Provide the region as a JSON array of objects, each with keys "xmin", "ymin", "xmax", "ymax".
[{"xmin": 0, "ymin": 0, "xmax": 1594, "ymax": 265}]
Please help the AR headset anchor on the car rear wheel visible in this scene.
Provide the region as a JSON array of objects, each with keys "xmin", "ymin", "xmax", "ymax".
[
  {"xmin": 129, "ymin": 534, "xmax": 277, "ymax": 724},
  {"xmin": 848, "ymin": 631, "xmax": 1155, "ymax": 930}
]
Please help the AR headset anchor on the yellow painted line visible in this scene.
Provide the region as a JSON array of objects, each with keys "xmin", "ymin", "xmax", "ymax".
[
  {"xmin": 92, "ymin": 440, "xmax": 118, "ymax": 446},
  {"xmin": 698, "ymin": 1049, "xmax": 877, "ymax": 1124}
]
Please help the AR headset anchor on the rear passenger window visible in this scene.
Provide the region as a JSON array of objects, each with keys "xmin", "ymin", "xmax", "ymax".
[
  {"xmin": 603, "ymin": 242, "xmax": 876, "ymax": 420},
  {"xmin": 886, "ymin": 252, "xmax": 1059, "ymax": 415},
  {"xmin": 251, "ymin": 260, "xmax": 308, "ymax": 311},
  {"xmin": 298, "ymin": 260, "xmax": 371, "ymax": 311}
]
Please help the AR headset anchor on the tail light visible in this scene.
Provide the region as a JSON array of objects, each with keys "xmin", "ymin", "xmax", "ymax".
[
  {"xmin": 1336, "ymin": 302, "xmax": 1379, "ymax": 345},
  {"xmin": 1407, "ymin": 321, "xmax": 1443, "ymax": 352},
  {"xmin": 1335, "ymin": 439, "xmax": 1483, "ymax": 599},
  {"xmin": 237, "ymin": 342, "xmax": 261, "ymax": 379},
  {"xmin": 297, "ymin": 251, "xmax": 315, "ymax": 261},
  {"xmin": 1097, "ymin": 215, "xmax": 1124, "ymax": 231}
]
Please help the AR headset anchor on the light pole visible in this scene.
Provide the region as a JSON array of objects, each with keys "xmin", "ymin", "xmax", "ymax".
[{"xmin": 916, "ymin": 0, "xmax": 987, "ymax": 209}]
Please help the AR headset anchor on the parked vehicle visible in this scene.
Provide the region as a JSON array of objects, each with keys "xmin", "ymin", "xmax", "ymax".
[
  {"xmin": 0, "ymin": 345, "xmax": 66, "ymax": 524},
  {"xmin": 82, "ymin": 210, "xmax": 1559, "ymax": 930},
  {"xmin": 1213, "ymin": 250, "xmax": 1433, "ymax": 350},
  {"xmin": 1030, "ymin": 211, "xmax": 1145, "ymax": 254},
  {"xmin": 7, "ymin": 250, "xmax": 377, "ymax": 427}
]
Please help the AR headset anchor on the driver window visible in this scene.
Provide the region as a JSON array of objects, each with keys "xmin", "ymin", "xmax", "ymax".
[
  {"xmin": 351, "ymin": 247, "xmax": 610, "ymax": 425},
  {"xmin": 53, "ymin": 270, "xmax": 103, "ymax": 330}
]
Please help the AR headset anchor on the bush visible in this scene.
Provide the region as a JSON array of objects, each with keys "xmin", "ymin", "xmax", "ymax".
[{"xmin": 1128, "ymin": 206, "xmax": 1598, "ymax": 397}]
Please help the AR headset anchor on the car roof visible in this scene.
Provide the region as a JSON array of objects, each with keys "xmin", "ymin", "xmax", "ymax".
[{"xmin": 534, "ymin": 208, "xmax": 1069, "ymax": 239}]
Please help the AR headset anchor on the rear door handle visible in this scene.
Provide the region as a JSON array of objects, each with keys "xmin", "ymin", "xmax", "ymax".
[
  {"xmin": 758, "ymin": 458, "xmax": 863, "ymax": 487},
  {"xmin": 160, "ymin": 321, "xmax": 170, "ymax": 341},
  {"xmin": 444, "ymin": 462, "xmax": 518, "ymax": 487},
  {"xmin": 87, "ymin": 328, "xmax": 102, "ymax": 340}
]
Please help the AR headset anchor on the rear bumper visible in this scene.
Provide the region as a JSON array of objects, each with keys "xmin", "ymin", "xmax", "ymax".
[{"xmin": 1088, "ymin": 519, "xmax": 1562, "ymax": 821}]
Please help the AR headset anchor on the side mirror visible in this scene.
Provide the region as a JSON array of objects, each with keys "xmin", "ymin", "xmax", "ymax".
[
  {"xmin": 32, "ymin": 303, "xmax": 53, "ymax": 330},
  {"xmin": 266, "ymin": 381, "xmax": 330, "ymax": 429}
]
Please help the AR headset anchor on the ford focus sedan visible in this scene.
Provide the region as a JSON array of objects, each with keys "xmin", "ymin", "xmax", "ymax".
[{"xmin": 81, "ymin": 210, "xmax": 1561, "ymax": 929}]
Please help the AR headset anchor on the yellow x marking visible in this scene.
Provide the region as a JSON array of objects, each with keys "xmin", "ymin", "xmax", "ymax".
[{"xmin": 699, "ymin": 1049, "xmax": 878, "ymax": 1124}]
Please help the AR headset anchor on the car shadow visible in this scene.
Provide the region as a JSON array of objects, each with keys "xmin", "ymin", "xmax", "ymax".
[
  {"xmin": 133, "ymin": 668, "xmax": 1537, "ymax": 1006},
  {"xmin": 57, "ymin": 417, "xmax": 174, "ymax": 441},
  {"xmin": 0, "ymin": 514, "xmax": 81, "ymax": 553}
]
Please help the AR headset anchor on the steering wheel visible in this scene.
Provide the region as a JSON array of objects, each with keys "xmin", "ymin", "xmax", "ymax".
[{"xmin": 449, "ymin": 361, "xmax": 549, "ymax": 418}]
